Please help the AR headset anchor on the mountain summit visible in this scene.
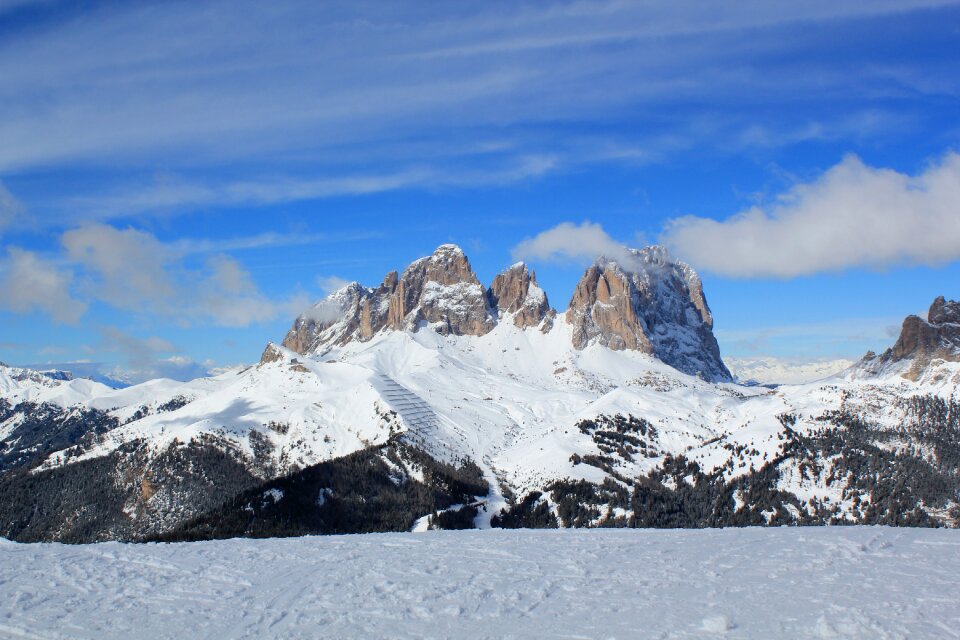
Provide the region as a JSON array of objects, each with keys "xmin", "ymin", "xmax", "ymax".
[
  {"xmin": 282, "ymin": 244, "xmax": 497, "ymax": 353},
  {"xmin": 861, "ymin": 295, "xmax": 960, "ymax": 382},
  {"xmin": 566, "ymin": 246, "xmax": 729, "ymax": 381},
  {"xmin": 277, "ymin": 243, "xmax": 730, "ymax": 381}
]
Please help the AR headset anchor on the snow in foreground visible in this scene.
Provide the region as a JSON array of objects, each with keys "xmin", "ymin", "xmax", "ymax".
[{"xmin": 1, "ymin": 528, "xmax": 958, "ymax": 639}]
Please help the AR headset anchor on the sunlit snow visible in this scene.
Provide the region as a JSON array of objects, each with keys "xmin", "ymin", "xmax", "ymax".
[{"xmin": 0, "ymin": 527, "xmax": 957, "ymax": 639}]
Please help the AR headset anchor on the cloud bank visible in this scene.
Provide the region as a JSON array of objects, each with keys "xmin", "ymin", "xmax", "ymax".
[
  {"xmin": 97, "ymin": 326, "xmax": 212, "ymax": 383},
  {"xmin": 0, "ymin": 223, "xmax": 307, "ymax": 326},
  {"xmin": 662, "ymin": 152, "xmax": 960, "ymax": 278},
  {"xmin": 0, "ymin": 248, "xmax": 87, "ymax": 323}
]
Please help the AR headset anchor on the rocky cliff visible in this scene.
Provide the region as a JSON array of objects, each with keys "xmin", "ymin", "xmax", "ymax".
[
  {"xmin": 565, "ymin": 246, "xmax": 730, "ymax": 381},
  {"xmin": 281, "ymin": 245, "xmax": 496, "ymax": 354},
  {"xmin": 487, "ymin": 262, "xmax": 554, "ymax": 331},
  {"xmin": 868, "ymin": 296, "xmax": 960, "ymax": 380}
]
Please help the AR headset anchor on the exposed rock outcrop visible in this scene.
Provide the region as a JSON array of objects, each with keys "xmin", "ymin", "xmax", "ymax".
[
  {"xmin": 281, "ymin": 245, "xmax": 496, "ymax": 354},
  {"xmin": 565, "ymin": 246, "xmax": 730, "ymax": 381},
  {"xmin": 488, "ymin": 262, "xmax": 553, "ymax": 330},
  {"xmin": 282, "ymin": 282, "xmax": 371, "ymax": 354},
  {"xmin": 386, "ymin": 244, "xmax": 495, "ymax": 337},
  {"xmin": 870, "ymin": 296, "xmax": 960, "ymax": 380},
  {"xmin": 259, "ymin": 343, "xmax": 286, "ymax": 365}
]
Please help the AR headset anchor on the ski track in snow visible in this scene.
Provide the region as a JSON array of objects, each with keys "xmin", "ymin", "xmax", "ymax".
[{"xmin": 0, "ymin": 527, "xmax": 958, "ymax": 639}]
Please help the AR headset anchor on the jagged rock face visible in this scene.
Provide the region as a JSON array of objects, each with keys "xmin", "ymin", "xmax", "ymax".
[
  {"xmin": 488, "ymin": 263, "xmax": 552, "ymax": 330},
  {"xmin": 885, "ymin": 297, "xmax": 960, "ymax": 374},
  {"xmin": 567, "ymin": 263, "xmax": 651, "ymax": 352},
  {"xmin": 282, "ymin": 282, "xmax": 371, "ymax": 354},
  {"xmin": 565, "ymin": 246, "xmax": 730, "ymax": 381},
  {"xmin": 259, "ymin": 343, "xmax": 284, "ymax": 365},
  {"xmin": 927, "ymin": 296, "xmax": 960, "ymax": 326},
  {"xmin": 282, "ymin": 245, "xmax": 496, "ymax": 354},
  {"xmin": 386, "ymin": 245, "xmax": 496, "ymax": 337}
]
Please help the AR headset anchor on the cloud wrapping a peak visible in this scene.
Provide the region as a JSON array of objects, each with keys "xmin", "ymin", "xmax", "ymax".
[{"xmin": 661, "ymin": 152, "xmax": 960, "ymax": 278}]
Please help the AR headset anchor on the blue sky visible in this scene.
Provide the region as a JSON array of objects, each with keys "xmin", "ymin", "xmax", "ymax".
[{"xmin": 0, "ymin": 0, "xmax": 958, "ymax": 381}]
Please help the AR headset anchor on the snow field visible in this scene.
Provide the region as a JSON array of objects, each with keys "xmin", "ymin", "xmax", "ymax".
[{"xmin": 0, "ymin": 527, "xmax": 958, "ymax": 639}]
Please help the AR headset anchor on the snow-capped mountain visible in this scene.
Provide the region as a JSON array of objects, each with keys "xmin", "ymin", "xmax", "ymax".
[
  {"xmin": 282, "ymin": 244, "xmax": 729, "ymax": 381},
  {"xmin": 1, "ymin": 245, "xmax": 958, "ymax": 542},
  {"xmin": 726, "ymin": 357, "xmax": 856, "ymax": 386}
]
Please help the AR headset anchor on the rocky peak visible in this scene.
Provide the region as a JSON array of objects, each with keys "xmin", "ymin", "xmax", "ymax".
[
  {"xmin": 277, "ymin": 243, "xmax": 730, "ymax": 381},
  {"xmin": 259, "ymin": 342, "xmax": 285, "ymax": 365},
  {"xmin": 282, "ymin": 281, "xmax": 369, "ymax": 354},
  {"xmin": 928, "ymin": 296, "xmax": 960, "ymax": 325},
  {"xmin": 281, "ymin": 244, "xmax": 496, "ymax": 354},
  {"xmin": 488, "ymin": 262, "xmax": 554, "ymax": 330},
  {"xmin": 881, "ymin": 297, "xmax": 960, "ymax": 376},
  {"xmin": 384, "ymin": 244, "xmax": 495, "ymax": 337},
  {"xmin": 565, "ymin": 247, "xmax": 730, "ymax": 381}
]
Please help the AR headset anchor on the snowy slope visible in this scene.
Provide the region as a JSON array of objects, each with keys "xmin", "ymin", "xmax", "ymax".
[
  {"xmin": 726, "ymin": 356, "xmax": 856, "ymax": 385},
  {"xmin": 21, "ymin": 312, "xmax": 956, "ymax": 530},
  {"xmin": 0, "ymin": 364, "xmax": 113, "ymax": 407},
  {"xmin": 1, "ymin": 527, "xmax": 957, "ymax": 639},
  {"xmin": 5, "ymin": 275, "xmax": 960, "ymax": 534}
]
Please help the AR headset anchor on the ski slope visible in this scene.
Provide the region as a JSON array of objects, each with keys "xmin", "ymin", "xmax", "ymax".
[{"xmin": 0, "ymin": 527, "xmax": 957, "ymax": 639}]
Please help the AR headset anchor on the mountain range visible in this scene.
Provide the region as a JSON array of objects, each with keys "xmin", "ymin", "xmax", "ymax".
[{"xmin": 1, "ymin": 244, "xmax": 958, "ymax": 542}]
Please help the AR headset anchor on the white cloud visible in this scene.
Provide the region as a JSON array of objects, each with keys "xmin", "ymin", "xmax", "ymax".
[
  {"xmin": 511, "ymin": 221, "xmax": 638, "ymax": 267},
  {"xmin": 99, "ymin": 326, "xmax": 175, "ymax": 359},
  {"xmin": 173, "ymin": 230, "xmax": 381, "ymax": 254},
  {"xmin": 662, "ymin": 152, "xmax": 960, "ymax": 278},
  {"xmin": 97, "ymin": 326, "xmax": 211, "ymax": 383},
  {"xmin": 0, "ymin": 0, "xmax": 953, "ymax": 179},
  {"xmin": 0, "ymin": 248, "xmax": 87, "ymax": 323},
  {"xmin": 62, "ymin": 223, "xmax": 178, "ymax": 310},
  {"xmin": 317, "ymin": 275, "xmax": 352, "ymax": 294},
  {"xmin": 197, "ymin": 254, "xmax": 307, "ymax": 327},
  {"xmin": 65, "ymin": 156, "xmax": 559, "ymax": 218},
  {"xmin": 58, "ymin": 223, "xmax": 304, "ymax": 327},
  {"xmin": 0, "ymin": 182, "xmax": 24, "ymax": 234}
]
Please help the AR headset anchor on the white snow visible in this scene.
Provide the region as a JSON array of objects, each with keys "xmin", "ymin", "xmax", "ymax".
[
  {"xmin": 4, "ymin": 322, "xmax": 960, "ymax": 524},
  {"xmin": 726, "ymin": 356, "xmax": 856, "ymax": 385},
  {"xmin": 0, "ymin": 527, "xmax": 956, "ymax": 639}
]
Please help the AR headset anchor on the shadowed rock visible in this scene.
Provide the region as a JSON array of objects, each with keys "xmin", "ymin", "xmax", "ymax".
[
  {"xmin": 887, "ymin": 296, "xmax": 960, "ymax": 372},
  {"xmin": 488, "ymin": 262, "xmax": 553, "ymax": 330}
]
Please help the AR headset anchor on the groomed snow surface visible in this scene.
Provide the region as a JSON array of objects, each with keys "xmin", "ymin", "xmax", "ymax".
[{"xmin": 1, "ymin": 527, "xmax": 958, "ymax": 639}]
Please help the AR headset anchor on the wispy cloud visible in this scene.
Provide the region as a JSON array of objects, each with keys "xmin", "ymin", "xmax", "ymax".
[
  {"xmin": 0, "ymin": 0, "xmax": 954, "ymax": 179},
  {"xmin": 317, "ymin": 275, "xmax": 352, "ymax": 294},
  {"xmin": 96, "ymin": 326, "xmax": 212, "ymax": 383},
  {"xmin": 172, "ymin": 230, "xmax": 383, "ymax": 255},
  {"xmin": 0, "ymin": 223, "xmax": 311, "ymax": 327},
  {"xmin": 64, "ymin": 155, "xmax": 559, "ymax": 219},
  {"xmin": 0, "ymin": 181, "xmax": 24, "ymax": 234}
]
